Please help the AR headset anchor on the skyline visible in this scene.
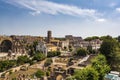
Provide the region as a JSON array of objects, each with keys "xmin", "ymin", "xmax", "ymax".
[{"xmin": 0, "ymin": 0, "xmax": 120, "ymax": 38}]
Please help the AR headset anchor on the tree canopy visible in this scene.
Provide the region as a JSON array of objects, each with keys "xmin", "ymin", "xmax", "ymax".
[
  {"xmin": 70, "ymin": 54, "xmax": 110, "ymax": 80},
  {"xmin": 76, "ymin": 48, "xmax": 88, "ymax": 57},
  {"xmin": 99, "ymin": 36, "xmax": 120, "ymax": 71},
  {"xmin": 0, "ymin": 60, "xmax": 16, "ymax": 72},
  {"xmin": 35, "ymin": 69, "xmax": 45, "ymax": 78},
  {"xmin": 118, "ymin": 36, "xmax": 120, "ymax": 42},
  {"xmin": 100, "ymin": 39, "xmax": 116, "ymax": 57},
  {"xmin": 47, "ymin": 51, "xmax": 61, "ymax": 57},
  {"xmin": 44, "ymin": 58, "xmax": 53, "ymax": 67},
  {"xmin": 84, "ymin": 36, "xmax": 99, "ymax": 41},
  {"xmin": 17, "ymin": 56, "xmax": 30, "ymax": 65},
  {"xmin": 33, "ymin": 53, "xmax": 46, "ymax": 61},
  {"xmin": 91, "ymin": 54, "xmax": 110, "ymax": 80},
  {"xmin": 74, "ymin": 67, "xmax": 99, "ymax": 80}
]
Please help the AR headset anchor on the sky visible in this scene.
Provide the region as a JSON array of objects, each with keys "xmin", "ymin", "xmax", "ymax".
[{"xmin": 0, "ymin": 0, "xmax": 120, "ymax": 38}]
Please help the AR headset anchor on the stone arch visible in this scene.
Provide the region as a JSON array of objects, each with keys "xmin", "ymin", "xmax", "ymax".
[{"xmin": 0, "ymin": 40, "xmax": 12, "ymax": 52}]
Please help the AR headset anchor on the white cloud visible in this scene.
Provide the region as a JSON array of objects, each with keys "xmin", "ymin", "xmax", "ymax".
[
  {"xmin": 109, "ymin": 3, "xmax": 117, "ymax": 7},
  {"xmin": 3, "ymin": 0, "xmax": 100, "ymax": 18},
  {"xmin": 116, "ymin": 8, "xmax": 120, "ymax": 13},
  {"xmin": 96, "ymin": 18, "xmax": 106, "ymax": 22}
]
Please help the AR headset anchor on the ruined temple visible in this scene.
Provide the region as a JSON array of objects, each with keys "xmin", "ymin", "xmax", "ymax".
[{"xmin": 0, "ymin": 35, "xmax": 43, "ymax": 54}]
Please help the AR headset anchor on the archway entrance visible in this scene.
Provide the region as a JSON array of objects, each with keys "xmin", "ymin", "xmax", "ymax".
[
  {"xmin": 56, "ymin": 75, "xmax": 64, "ymax": 80},
  {"xmin": 0, "ymin": 40, "xmax": 12, "ymax": 52}
]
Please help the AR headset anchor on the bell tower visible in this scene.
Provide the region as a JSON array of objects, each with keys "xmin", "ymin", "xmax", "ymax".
[{"xmin": 47, "ymin": 30, "xmax": 52, "ymax": 43}]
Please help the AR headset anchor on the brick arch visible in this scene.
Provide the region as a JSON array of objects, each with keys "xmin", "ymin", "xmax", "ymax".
[{"xmin": 0, "ymin": 37, "xmax": 12, "ymax": 44}]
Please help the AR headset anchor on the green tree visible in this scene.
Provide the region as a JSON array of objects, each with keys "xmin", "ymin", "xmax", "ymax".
[
  {"xmin": 100, "ymin": 40, "xmax": 116, "ymax": 57},
  {"xmin": 110, "ymin": 47, "xmax": 120, "ymax": 71},
  {"xmin": 99, "ymin": 36, "xmax": 120, "ymax": 71},
  {"xmin": 27, "ymin": 44, "xmax": 35, "ymax": 57},
  {"xmin": 91, "ymin": 54, "xmax": 110, "ymax": 80},
  {"xmin": 17, "ymin": 56, "xmax": 30, "ymax": 65},
  {"xmin": 7, "ymin": 60, "xmax": 16, "ymax": 68},
  {"xmin": 44, "ymin": 58, "xmax": 53, "ymax": 67},
  {"xmin": 46, "ymin": 71, "xmax": 50, "ymax": 76},
  {"xmin": 76, "ymin": 48, "xmax": 88, "ymax": 57},
  {"xmin": 84, "ymin": 36, "xmax": 99, "ymax": 41},
  {"xmin": 0, "ymin": 61, "xmax": 9, "ymax": 71},
  {"xmin": 28, "ymin": 60, "xmax": 34, "ymax": 65},
  {"xmin": 66, "ymin": 77, "xmax": 74, "ymax": 80},
  {"xmin": 74, "ymin": 67, "xmax": 99, "ymax": 80},
  {"xmin": 33, "ymin": 53, "xmax": 46, "ymax": 61},
  {"xmin": 35, "ymin": 69, "xmax": 45, "ymax": 78},
  {"xmin": 87, "ymin": 45, "xmax": 93, "ymax": 54},
  {"xmin": 47, "ymin": 51, "xmax": 61, "ymax": 57},
  {"xmin": 100, "ymin": 35, "xmax": 113, "ymax": 40},
  {"xmin": 0, "ymin": 60, "xmax": 16, "ymax": 72},
  {"xmin": 99, "ymin": 36, "xmax": 118, "ymax": 67},
  {"xmin": 118, "ymin": 36, "xmax": 120, "ymax": 42}
]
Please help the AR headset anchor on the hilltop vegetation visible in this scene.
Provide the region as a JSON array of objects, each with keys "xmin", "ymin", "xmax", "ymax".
[{"xmin": 100, "ymin": 36, "xmax": 120, "ymax": 71}]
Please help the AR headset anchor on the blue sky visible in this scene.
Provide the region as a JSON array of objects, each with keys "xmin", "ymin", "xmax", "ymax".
[{"xmin": 0, "ymin": 0, "xmax": 120, "ymax": 38}]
